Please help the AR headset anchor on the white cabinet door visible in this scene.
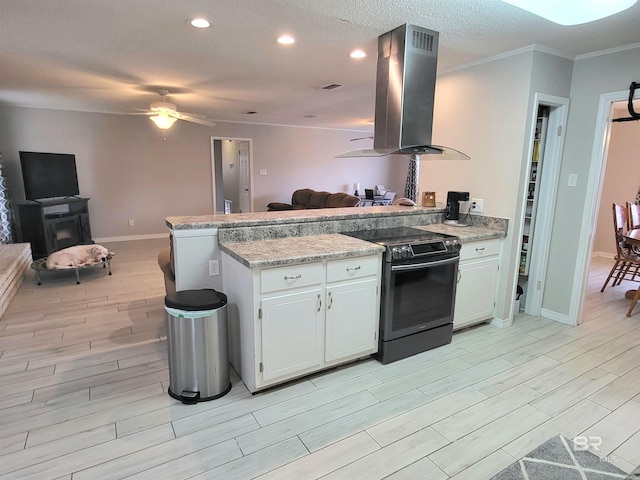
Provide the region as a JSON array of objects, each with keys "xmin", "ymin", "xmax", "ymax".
[
  {"xmin": 325, "ymin": 278, "xmax": 378, "ymax": 363},
  {"xmin": 260, "ymin": 288, "xmax": 323, "ymax": 382},
  {"xmin": 454, "ymin": 257, "xmax": 499, "ymax": 329}
]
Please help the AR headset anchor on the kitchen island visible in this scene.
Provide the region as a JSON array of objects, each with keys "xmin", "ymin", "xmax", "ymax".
[
  {"xmin": 165, "ymin": 205, "xmax": 506, "ymax": 292},
  {"xmin": 166, "ymin": 206, "xmax": 507, "ymax": 392}
]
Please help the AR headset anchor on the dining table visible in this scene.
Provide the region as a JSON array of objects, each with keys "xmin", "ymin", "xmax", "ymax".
[{"xmin": 622, "ymin": 228, "xmax": 640, "ymax": 316}]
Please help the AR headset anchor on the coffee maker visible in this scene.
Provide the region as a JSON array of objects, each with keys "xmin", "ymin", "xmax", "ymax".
[{"xmin": 445, "ymin": 191, "xmax": 470, "ymax": 224}]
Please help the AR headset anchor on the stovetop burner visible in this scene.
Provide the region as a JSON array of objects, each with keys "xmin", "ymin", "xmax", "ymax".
[
  {"xmin": 343, "ymin": 226, "xmax": 461, "ymax": 262},
  {"xmin": 343, "ymin": 226, "xmax": 452, "ymax": 245}
]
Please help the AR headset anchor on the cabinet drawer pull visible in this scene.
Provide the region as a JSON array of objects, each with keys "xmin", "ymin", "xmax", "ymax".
[
  {"xmin": 317, "ymin": 294, "xmax": 322, "ymax": 312},
  {"xmin": 327, "ymin": 291, "xmax": 333, "ymax": 309},
  {"xmin": 284, "ymin": 274, "xmax": 302, "ymax": 280},
  {"xmin": 346, "ymin": 266, "xmax": 361, "ymax": 272},
  {"xmin": 475, "ymin": 247, "xmax": 485, "ymax": 253}
]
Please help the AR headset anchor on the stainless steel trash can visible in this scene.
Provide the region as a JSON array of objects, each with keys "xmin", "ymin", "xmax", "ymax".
[{"xmin": 165, "ymin": 289, "xmax": 231, "ymax": 404}]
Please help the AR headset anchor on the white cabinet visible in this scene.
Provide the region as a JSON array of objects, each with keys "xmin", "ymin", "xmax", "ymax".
[
  {"xmin": 222, "ymin": 252, "xmax": 381, "ymax": 392},
  {"xmin": 260, "ymin": 289, "xmax": 323, "ymax": 381},
  {"xmin": 325, "ymin": 256, "xmax": 379, "ymax": 362},
  {"xmin": 454, "ymin": 239, "xmax": 501, "ymax": 330}
]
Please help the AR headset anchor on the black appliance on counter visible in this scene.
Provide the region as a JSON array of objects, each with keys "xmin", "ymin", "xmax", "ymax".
[
  {"xmin": 445, "ymin": 191, "xmax": 470, "ymax": 222},
  {"xmin": 343, "ymin": 227, "xmax": 461, "ymax": 364}
]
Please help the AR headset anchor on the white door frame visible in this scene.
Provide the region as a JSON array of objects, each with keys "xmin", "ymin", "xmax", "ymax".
[
  {"xmin": 523, "ymin": 94, "xmax": 570, "ymax": 318},
  {"xmin": 210, "ymin": 136, "xmax": 254, "ymax": 213},
  {"xmin": 569, "ymin": 90, "xmax": 631, "ymax": 325}
]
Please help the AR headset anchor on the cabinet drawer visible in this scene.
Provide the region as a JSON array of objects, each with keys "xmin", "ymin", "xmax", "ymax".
[
  {"xmin": 261, "ymin": 263, "xmax": 322, "ymax": 294},
  {"xmin": 459, "ymin": 239, "xmax": 501, "ymax": 261},
  {"xmin": 327, "ymin": 255, "xmax": 379, "ymax": 283}
]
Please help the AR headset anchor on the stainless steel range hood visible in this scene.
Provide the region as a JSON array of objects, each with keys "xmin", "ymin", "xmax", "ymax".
[{"xmin": 337, "ymin": 24, "xmax": 469, "ymax": 159}]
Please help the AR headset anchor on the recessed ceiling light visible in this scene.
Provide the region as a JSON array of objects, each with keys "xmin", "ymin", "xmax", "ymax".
[
  {"xmin": 277, "ymin": 34, "xmax": 295, "ymax": 45},
  {"xmin": 190, "ymin": 18, "xmax": 211, "ymax": 28},
  {"xmin": 350, "ymin": 49, "xmax": 367, "ymax": 59}
]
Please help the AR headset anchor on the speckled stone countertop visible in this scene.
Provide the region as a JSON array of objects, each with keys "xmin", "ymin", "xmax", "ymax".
[
  {"xmin": 416, "ymin": 224, "xmax": 506, "ymax": 242},
  {"xmin": 166, "ymin": 205, "xmax": 444, "ymax": 230},
  {"xmin": 220, "ymin": 234, "xmax": 385, "ymax": 269},
  {"xmin": 221, "ymin": 224, "xmax": 505, "ymax": 269}
]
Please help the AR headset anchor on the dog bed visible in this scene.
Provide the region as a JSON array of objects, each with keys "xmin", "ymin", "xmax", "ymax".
[{"xmin": 31, "ymin": 253, "xmax": 114, "ymax": 285}]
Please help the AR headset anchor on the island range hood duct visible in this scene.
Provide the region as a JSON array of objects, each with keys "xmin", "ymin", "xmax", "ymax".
[{"xmin": 337, "ymin": 24, "xmax": 469, "ymax": 159}]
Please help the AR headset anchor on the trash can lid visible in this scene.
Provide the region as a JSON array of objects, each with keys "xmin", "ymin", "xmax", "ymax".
[{"xmin": 164, "ymin": 289, "xmax": 227, "ymax": 311}]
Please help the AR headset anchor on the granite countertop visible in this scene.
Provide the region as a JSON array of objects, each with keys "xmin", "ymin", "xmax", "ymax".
[
  {"xmin": 166, "ymin": 205, "xmax": 444, "ymax": 230},
  {"xmin": 417, "ymin": 224, "xmax": 506, "ymax": 242},
  {"xmin": 221, "ymin": 223, "xmax": 505, "ymax": 269},
  {"xmin": 220, "ymin": 234, "xmax": 385, "ymax": 269}
]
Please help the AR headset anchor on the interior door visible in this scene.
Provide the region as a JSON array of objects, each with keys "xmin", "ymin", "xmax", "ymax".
[{"xmin": 239, "ymin": 141, "xmax": 251, "ymax": 213}]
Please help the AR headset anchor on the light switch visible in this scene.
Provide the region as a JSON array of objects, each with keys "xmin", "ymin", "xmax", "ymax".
[
  {"xmin": 208, "ymin": 260, "xmax": 220, "ymax": 276},
  {"xmin": 568, "ymin": 174, "xmax": 578, "ymax": 187}
]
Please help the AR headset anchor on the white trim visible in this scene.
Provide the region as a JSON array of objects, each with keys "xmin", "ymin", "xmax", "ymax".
[
  {"xmin": 592, "ymin": 251, "xmax": 615, "ymax": 259},
  {"xmin": 541, "ymin": 308, "xmax": 572, "ymax": 325},
  {"xmin": 170, "ymin": 227, "xmax": 218, "ymax": 238},
  {"xmin": 94, "ymin": 233, "xmax": 168, "ymax": 243},
  {"xmin": 439, "ymin": 44, "xmax": 574, "ymax": 75},
  {"xmin": 490, "ymin": 316, "xmax": 513, "ymax": 329},
  {"xmin": 575, "ymin": 42, "xmax": 640, "ymax": 61},
  {"xmin": 524, "ymin": 94, "xmax": 570, "ymax": 317},
  {"xmin": 570, "ymin": 90, "xmax": 629, "ymax": 326}
]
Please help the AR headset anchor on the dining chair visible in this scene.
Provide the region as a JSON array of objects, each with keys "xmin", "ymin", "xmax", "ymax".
[
  {"xmin": 628, "ymin": 201, "xmax": 640, "ymax": 230},
  {"xmin": 600, "ymin": 203, "xmax": 640, "ymax": 292}
]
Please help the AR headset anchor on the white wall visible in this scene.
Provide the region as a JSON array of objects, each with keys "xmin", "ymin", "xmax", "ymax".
[
  {"xmin": 593, "ymin": 121, "xmax": 640, "ymax": 255},
  {"xmin": 419, "ymin": 49, "xmax": 573, "ymax": 321},
  {"xmin": 544, "ymin": 45, "xmax": 640, "ymax": 315},
  {"xmin": 0, "ymin": 105, "xmax": 402, "ymax": 238}
]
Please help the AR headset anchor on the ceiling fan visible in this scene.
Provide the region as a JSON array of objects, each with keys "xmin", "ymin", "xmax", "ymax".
[{"xmin": 143, "ymin": 89, "xmax": 217, "ymax": 130}]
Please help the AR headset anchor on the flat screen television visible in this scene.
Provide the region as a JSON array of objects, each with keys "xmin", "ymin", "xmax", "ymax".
[{"xmin": 19, "ymin": 151, "xmax": 80, "ymax": 201}]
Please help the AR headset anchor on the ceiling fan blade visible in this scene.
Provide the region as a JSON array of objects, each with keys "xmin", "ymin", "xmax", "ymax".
[
  {"xmin": 177, "ymin": 113, "xmax": 217, "ymax": 127},
  {"xmin": 350, "ymin": 136, "xmax": 374, "ymax": 141}
]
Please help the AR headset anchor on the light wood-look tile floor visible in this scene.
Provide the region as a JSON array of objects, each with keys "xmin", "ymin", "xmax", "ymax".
[{"xmin": 1, "ymin": 244, "xmax": 639, "ymax": 479}]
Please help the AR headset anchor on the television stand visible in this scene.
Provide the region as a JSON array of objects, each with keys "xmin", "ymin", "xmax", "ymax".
[{"xmin": 17, "ymin": 198, "xmax": 93, "ymax": 259}]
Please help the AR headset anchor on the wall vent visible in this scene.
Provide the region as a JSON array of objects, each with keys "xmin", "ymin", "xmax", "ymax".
[
  {"xmin": 321, "ymin": 83, "xmax": 343, "ymax": 90},
  {"xmin": 411, "ymin": 30, "xmax": 434, "ymax": 52}
]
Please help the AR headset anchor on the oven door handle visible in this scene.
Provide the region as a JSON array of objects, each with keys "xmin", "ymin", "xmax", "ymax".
[{"xmin": 390, "ymin": 256, "xmax": 459, "ymax": 271}]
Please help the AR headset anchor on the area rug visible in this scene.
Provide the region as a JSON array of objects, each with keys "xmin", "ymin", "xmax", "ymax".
[{"xmin": 490, "ymin": 435, "xmax": 632, "ymax": 480}]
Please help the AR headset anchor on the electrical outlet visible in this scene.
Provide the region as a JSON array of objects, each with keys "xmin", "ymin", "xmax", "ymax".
[
  {"xmin": 259, "ymin": 169, "xmax": 268, "ymax": 175},
  {"xmin": 470, "ymin": 198, "xmax": 484, "ymax": 213},
  {"xmin": 208, "ymin": 259, "xmax": 220, "ymax": 276},
  {"xmin": 128, "ymin": 219, "xmax": 134, "ymax": 227}
]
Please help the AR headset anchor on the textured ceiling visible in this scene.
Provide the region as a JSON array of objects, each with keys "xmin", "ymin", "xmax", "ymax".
[{"xmin": 1, "ymin": 0, "xmax": 640, "ymax": 131}]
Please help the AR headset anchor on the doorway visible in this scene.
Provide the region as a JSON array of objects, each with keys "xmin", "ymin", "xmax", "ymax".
[
  {"xmin": 210, "ymin": 137, "xmax": 253, "ymax": 214},
  {"xmin": 571, "ymin": 89, "xmax": 640, "ymax": 325},
  {"xmin": 515, "ymin": 94, "xmax": 570, "ymax": 320}
]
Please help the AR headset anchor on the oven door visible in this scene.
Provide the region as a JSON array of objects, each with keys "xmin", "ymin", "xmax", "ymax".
[{"xmin": 381, "ymin": 253, "xmax": 459, "ymax": 341}]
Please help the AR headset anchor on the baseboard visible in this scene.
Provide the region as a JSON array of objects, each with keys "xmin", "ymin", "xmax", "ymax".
[
  {"xmin": 490, "ymin": 316, "xmax": 513, "ymax": 328},
  {"xmin": 592, "ymin": 251, "xmax": 614, "ymax": 259},
  {"xmin": 540, "ymin": 308, "xmax": 572, "ymax": 325},
  {"xmin": 94, "ymin": 233, "xmax": 168, "ymax": 243}
]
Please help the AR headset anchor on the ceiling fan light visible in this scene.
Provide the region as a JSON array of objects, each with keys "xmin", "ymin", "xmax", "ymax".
[
  {"xmin": 190, "ymin": 18, "xmax": 210, "ymax": 28},
  {"xmin": 500, "ymin": 0, "xmax": 638, "ymax": 25},
  {"xmin": 150, "ymin": 113, "xmax": 177, "ymax": 130}
]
